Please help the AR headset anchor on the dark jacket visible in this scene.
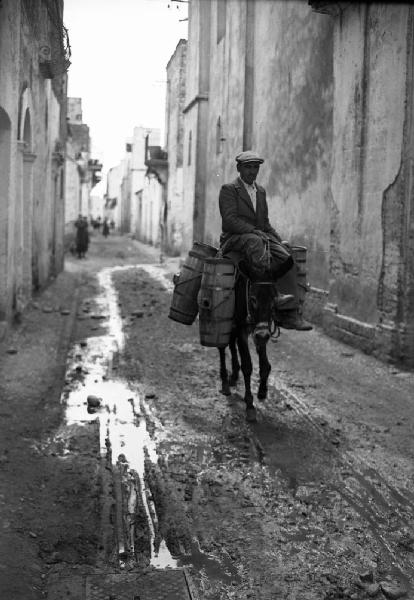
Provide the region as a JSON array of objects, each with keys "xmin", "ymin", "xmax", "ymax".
[{"xmin": 219, "ymin": 177, "xmax": 281, "ymax": 244}]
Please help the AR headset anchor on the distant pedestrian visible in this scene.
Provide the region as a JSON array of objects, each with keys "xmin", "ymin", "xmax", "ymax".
[
  {"xmin": 74, "ymin": 214, "xmax": 89, "ymax": 258},
  {"xmin": 102, "ymin": 218, "xmax": 110, "ymax": 238}
]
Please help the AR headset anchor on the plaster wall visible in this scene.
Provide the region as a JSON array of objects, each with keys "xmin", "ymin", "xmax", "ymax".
[
  {"xmin": 0, "ymin": 1, "xmax": 20, "ymax": 320},
  {"xmin": 182, "ymin": 107, "xmax": 198, "ymax": 253},
  {"xmin": 130, "ymin": 126, "xmax": 159, "ymax": 235},
  {"xmin": 166, "ymin": 40, "xmax": 187, "ymax": 254},
  {"xmin": 106, "ymin": 164, "xmax": 123, "ymax": 227},
  {"xmin": 185, "ymin": 0, "xmax": 201, "ymax": 104},
  {"xmin": 120, "ymin": 155, "xmax": 131, "ymax": 233},
  {"xmin": 33, "ymin": 83, "xmax": 62, "ymax": 284},
  {"xmin": 141, "ymin": 174, "xmax": 162, "ymax": 246},
  {"xmin": 252, "ymin": 1, "xmax": 333, "ymax": 292},
  {"xmin": 181, "ymin": 0, "xmax": 211, "ymax": 252},
  {"xmin": 0, "ymin": 0, "xmax": 66, "ymax": 322},
  {"xmin": 330, "ymin": 4, "xmax": 408, "ymax": 324},
  {"xmin": 198, "ymin": 0, "xmax": 333, "ymax": 280},
  {"xmin": 131, "ymin": 169, "xmax": 145, "ymax": 234},
  {"xmin": 204, "ymin": 0, "xmax": 247, "ymax": 248},
  {"xmin": 65, "ymin": 152, "xmax": 81, "ymax": 224}
]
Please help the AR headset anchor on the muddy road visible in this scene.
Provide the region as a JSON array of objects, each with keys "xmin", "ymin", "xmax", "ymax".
[{"xmin": 1, "ymin": 234, "xmax": 414, "ymax": 600}]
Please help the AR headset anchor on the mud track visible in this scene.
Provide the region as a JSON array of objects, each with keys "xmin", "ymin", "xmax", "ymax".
[{"xmin": 110, "ymin": 264, "xmax": 414, "ymax": 600}]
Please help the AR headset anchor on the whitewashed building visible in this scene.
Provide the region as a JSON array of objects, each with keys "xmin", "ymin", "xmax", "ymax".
[{"xmin": 0, "ymin": 0, "xmax": 69, "ymax": 333}]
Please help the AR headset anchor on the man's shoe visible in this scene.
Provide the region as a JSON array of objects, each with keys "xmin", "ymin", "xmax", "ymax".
[
  {"xmin": 277, "ymin": 310, "xmax": 313, "ymax": 331},
  {"xmin": 273, "ymin": 293, "xmax": 295, "ymax": 309},
  {"xmin": 294, "ymin": 316, "xmax": 313, "ymax": 331}
]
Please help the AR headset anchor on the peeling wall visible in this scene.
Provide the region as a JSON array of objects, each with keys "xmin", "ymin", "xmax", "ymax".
[
  {"xmin": 201, "ymin": 0, "xmax": 333, "ymax": 289},
  {"xmin": 183, "ymin": 0, "xmax": 414, "ymax": 365},
  {"xmin": 253, "ymin": 1, "xmax": 333, "ymax": 292},
  {"xmin": 330, "ymin": 4, "xmax": 407, "ymax": 325}
]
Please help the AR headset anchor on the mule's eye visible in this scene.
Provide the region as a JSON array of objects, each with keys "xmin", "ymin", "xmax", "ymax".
[{"xmin": 250, "ymin": 296, "xmax": 258, "ymax": 309}]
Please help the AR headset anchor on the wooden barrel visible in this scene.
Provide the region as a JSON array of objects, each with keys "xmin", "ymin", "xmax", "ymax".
[
  {"xmin": 198, "ymin": 258, "xmax": 236, "ymax": 347},
  {"xmin": 168, "ymin": 242, "xmax": 217, "ymax": 325},
  {"xmin": 291, "ymin": 245, "xmax": 309, "ymax": 304}
]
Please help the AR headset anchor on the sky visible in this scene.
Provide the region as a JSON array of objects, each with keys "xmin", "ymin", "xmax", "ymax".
[{"xmin": 63, "ymin": 0, "xmax": 188, "ymax": 195}]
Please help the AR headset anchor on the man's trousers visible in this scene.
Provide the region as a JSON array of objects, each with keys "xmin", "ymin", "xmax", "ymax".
[{"xmin": 222, "ymin": 231, "xmax": 290, "ymax": 273}]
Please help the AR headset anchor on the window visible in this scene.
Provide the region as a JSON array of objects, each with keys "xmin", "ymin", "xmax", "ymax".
[{"xmin": 217, "ymin": 0, "xmax": 227, "ymax": 44}]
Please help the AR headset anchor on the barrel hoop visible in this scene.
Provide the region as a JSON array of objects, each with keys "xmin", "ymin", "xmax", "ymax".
[
  {"xmin": 168, "ymin": 312, "xmax": 195, "ymax": 323},
  {"xmin": 200, "ymin": 285, "xmax": 235, "ymax": 292},
  {"xmin": 199, "ymin": 293, "xmax": 234, "ymax": 311},
  {"xmin": 203, "ymin": 257, "xmax": 235, "ymax": 265},
  {"xmin": 170, "ymin": 306, "xmax": 197, "ymax": 315},
  {"xmin": 192, "ymin": 242, "xmax": 218, "ymax": 253},
  {"xmin": 174, "ymin": 273, "xmax": 202, "ymax": 287},
  {"xmin": 188, "ymin": 250, "xmax": 209, "ymax": 259},
  {"xmin": 199, "ymin": 317, "xmax": 233, "ymax": 324}
]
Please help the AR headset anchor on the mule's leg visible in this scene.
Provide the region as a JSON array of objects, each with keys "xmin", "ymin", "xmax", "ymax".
[
  {"xmin": 256, "ymin": 343, "xmax": 271, "ymax": 400},
  {"xmin": 237, "ymin": 331, "xmax": 256, "ymax": 422},
  {"xmin": 228, "ymin": 336, "xmax": 240, "ymax": 386},
  {"xmin": 219, "ymin": 347, "xmax": 231, "ymax": 396}
]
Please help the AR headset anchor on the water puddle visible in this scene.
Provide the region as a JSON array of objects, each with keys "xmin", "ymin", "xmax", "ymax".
[
  {"xmin": 61, "ymin": 265, "xmax": 177, "ymax": 568},
  {"xmin": 60, "ymin": 264, "xmax": 238, "ymax": 581}
]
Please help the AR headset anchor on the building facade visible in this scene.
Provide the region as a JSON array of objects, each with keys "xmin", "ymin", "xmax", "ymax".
[
  {"xmin": 105, "ymin": 127, "xmax": 162, "ymax": 244},
  {"xmin": 165, "ymin": 39, "xmax": 187, "ymax": 255},
  {"xmin": 105, "ymin": 163, "xmax": 124, "ymax": 227},
  {"xmin": 65, "ymin": 97, "xmax": 102, "ymax": 233},
  {"xmin": 0, "ymin": 0, "xmax": 70, "ymax": 335},
  {"xmin": 315, "ymin": 2, "xmax": 414, "ymax": 365},
  {"xmin": 165, "ymin": 0, "xmax": 414, "ymax": 366}
]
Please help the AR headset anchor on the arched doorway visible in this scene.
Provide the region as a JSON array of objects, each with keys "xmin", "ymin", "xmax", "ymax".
[
  {"xmin": 18, "ymin": 86, "xmax": 36, "ymax": 295},
  {"xmin": 22, "ymin": 108, "xmax": 35, "ymax": 296},
  {"xmin": 0, "ymin": 106, "xmax": 11, "ymax": 322}
]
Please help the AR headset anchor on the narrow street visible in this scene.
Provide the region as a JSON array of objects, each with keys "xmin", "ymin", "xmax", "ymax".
[{"xmin": 1, "ymin": 233, "xmax": 414, "ymax": 600}]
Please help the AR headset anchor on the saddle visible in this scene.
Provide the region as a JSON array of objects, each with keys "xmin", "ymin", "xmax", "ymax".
[{"xmin": 220, "ymin": 247, "xmax": 273, "ymax": 285}]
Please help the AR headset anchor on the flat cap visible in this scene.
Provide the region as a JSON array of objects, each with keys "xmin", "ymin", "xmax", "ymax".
[{"xmin": 235, "ymin": 150, "xmax": 264, "ymax": 164}]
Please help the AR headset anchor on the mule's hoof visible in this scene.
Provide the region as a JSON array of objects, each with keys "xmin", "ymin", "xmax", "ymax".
[
  {"xmin": 246, "ymin": 406, "xmax": 257, "ymax": 422},
  {"xmin": 220, "ymin": 386, "xmax": 231, "ymax": 396},
  {"xmin": 257, "ymin": 387, "xmax": 267, "ymax": 401}
]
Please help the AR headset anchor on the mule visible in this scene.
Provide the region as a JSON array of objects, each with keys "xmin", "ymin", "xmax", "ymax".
[{"xmin": 218, "ymin": 270, "xmax": 278, "ymax": 422}]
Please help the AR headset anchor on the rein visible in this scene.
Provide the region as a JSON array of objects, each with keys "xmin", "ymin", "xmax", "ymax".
[
  {"xmin": 220, "ymin": 249, "xmax": 280, "ymax": 340},
  {"xmin": 242, "ymin": 275, "xmax": 280, "ymax": 339}
]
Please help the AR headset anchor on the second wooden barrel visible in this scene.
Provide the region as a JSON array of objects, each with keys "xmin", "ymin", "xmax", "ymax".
[
  {"xmin": 168, "ymin": 242, "xmax": 217, "ymax": 325},
  {"xmin": 290, "ymin": 245, "xmax": 309, "ymax": 303},
  {"xmin": 198, "ymin": 258, "xmax": 236, "ymax": 347}
]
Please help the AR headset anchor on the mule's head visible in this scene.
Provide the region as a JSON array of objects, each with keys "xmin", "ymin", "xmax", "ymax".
[{"xmin": 248, "ymin": 282, "xmax": 274, "ymax": 347}]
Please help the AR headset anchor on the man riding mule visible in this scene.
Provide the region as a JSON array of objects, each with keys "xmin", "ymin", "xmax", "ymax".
[
  {"xmin": 219, "ymin": 150, "xmax": 312, "ymax": 332},
  {"xmin": 216, "ymin": 151, "xmax": 312, "ymax": 422}
]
